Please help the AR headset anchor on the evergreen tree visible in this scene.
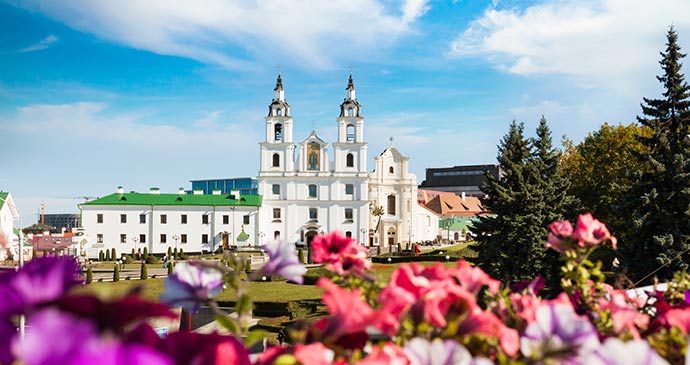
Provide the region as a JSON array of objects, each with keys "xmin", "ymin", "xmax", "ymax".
[
  {"xmin": 140, "ymin": 262, "xmax": 148, "ymax": 280},
  {"xmin": 143, "ymin": 247, "xmax": 148, "ymax": 260},
  {"xmin": 472, "ymin": 119, "xmax": 571, "ymax": 286},
  {"xmin": 99, "ymin": 250, "xmax": 104, "ymax": 261},
  {"xmin": 619, "ymin": 27, "xmax": 690, "ymax": 284},
  {"xmin": 86, "ymin": 267, "xmax": 93, "ymax": 284},
  {"xmin": 111, "ymin": 248, "xmax": 117, "ymax": 261},
  {"xmin": 167, "ymin": 246, "xmax": 173, "ymax": 258},
  {"xmin": 113, "ymin": 265, "xmax": 120, "ymax": 282},
  {"xmin": 167, "ymin": 262, "xmax": 173, "ymax": 276},
  {"xmin": 105, "ymin": 249, "xmax": 111, "ymax": 261}
]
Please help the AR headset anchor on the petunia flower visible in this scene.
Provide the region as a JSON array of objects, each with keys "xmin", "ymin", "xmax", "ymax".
[
  {"xmin": 311, "ymin": 231, "xmax": 371, "ymax": 277},
  {"xmin": 572, "ymin": 213, "xmax": 617, "ymax": 249},
  {"xmin": 451, "ymin": 260, "xmax": 500, "ymax": 295},
  {"xmin": 403, "ymin": 338, "xmax": 493, "ymax": 365},
  {"xmin": 9, "ymin": 256, "xmax": 82, "ymax": 313},
  {"xmin": 597, "ymin": 287, "xmax": 649, "ymax": 339},
  {"xmin": 159, "ymin": 262, "xmax": 224, "ymax": 313},
  {"xmin": 357, "ymin": 342, "xmax": 409, "ymax": 365},
  {"xmin": 261, "ymin": 239, "xmax": 306, "ymax": 284},
  {"xmin": 520, "ymin": 303, "xmax": 599, "ymax": 364},
  {"xmin": 546, "ymin": 219, "xmax": 574, "ymax": 252},
  {"xmin": 314, "ymin": 277, "xmax": 378, "ymax": 341},
  {"xmin": 294, "ymin": 343, "xmax": 336, "ymax": 365},
  {"xmin": 585, "ymin": 338, "xmax": 669, "ymax": 365}
]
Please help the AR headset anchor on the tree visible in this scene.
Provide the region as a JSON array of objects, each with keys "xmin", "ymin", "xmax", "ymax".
[
  {"xmin": 473, "ymin": 119, "xmax": 572, "ymax": 287},
  {"xmin": 86, "ymin": 267, "xmax": 93, "ymax": 284},
  {"xmin": 105, "ymin": 249, "xmax": 111, "ymax": 261},
  {"xmin": 111, "ymin": 248, "xmax": 117, "ymax": 261},
  {"xmin": 140, "ymin": 262, "xmax": 148, "ymax": 280},
  {"xmin": 561, "ymin": 123, "xmax": 649, "ymax": 229},
  {"xmin": 618, "ymin": 27, "xmax": 690, "ymax": 284},
  {"xmin": 22, "ymin": 223, "xmax": 55, "ymax": 234},
  {"xmin": 113, "ymin": 265, "xmax": 120, "ymax": 282}
]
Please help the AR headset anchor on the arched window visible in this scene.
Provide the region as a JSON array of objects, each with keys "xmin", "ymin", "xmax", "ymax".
[
  {"xmin": 346, "ymin": 153, "xmax": 354, "ymax": 167},
  {"xmin": 308, "ymin": 184, "xmax": 317, "ymax": 198},
  {"xmin": 348, "ymin": 107, "xmax": 354, "ymax": 116},
  {"xmin": 276, "ymin": 108, "xmax": 283, "ymax": 116},
  {"xmin": 387, "ymin": 195, "xmax": 396, "ymax": 215},
  {"xmin": 274, "ymin": 123, "xmax": 283, "ymax": 141},
  {"xmin": 389, "ymin": 166, "xmax": 394, "ymax": 174},
  {"xmin": 272, "ymin": 153, "xmax": 280, "ymax": 167},
  {"xmin": 346, "ymin": 124, "xmax": 355, "ymax": 142}
]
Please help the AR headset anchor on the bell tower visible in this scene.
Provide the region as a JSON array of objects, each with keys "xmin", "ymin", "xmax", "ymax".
[
  {"xmin": 259, "ymin": 72, "xmax": 295, "ymax": 173},
  {"xmin": 334, "ymin": 72, "xmax": 367, "ymax": 173}
]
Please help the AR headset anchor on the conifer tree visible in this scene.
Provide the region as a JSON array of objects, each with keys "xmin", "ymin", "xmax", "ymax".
[
  {"xmin": 619, "ymin": 27, "xmax": 690, "ymax": 284},
  {"xmin": 86, "ymin": 267, "xmax": 93, "ymax": 284},
  {"xmin": 113, "ymin": 265, "xmax": 120, "ymax": 282},
  {"xmin": 140, "ymin": 262, "xmax": 148, "ymax": 280}
]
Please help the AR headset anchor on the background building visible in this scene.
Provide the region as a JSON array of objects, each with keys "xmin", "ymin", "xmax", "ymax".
[
  {"xmin": 80, "ymin": 186, "xmax": 262, "ymax": 258},
  {"xmin": 419, "ymin": 164, "xmax": 499, "ymax": 197},
  {"xmin": 189, "ymin": 178, "xmax": 258, "ymax": 195},
  {"xmin": 41, "ymin": 214, "xmax": 81, "ymax": 231}
]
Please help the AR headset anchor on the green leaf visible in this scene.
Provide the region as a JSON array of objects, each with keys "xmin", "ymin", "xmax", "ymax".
[
  {"xmin": 214, "ymin": 314, "xmax": 239, "ymax": 335},
  {"xmin": 244, "ymin": 329, "xmax": 270, "ymax": 346}
]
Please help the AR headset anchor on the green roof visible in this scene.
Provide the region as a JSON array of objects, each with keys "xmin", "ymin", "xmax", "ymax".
[
  {"xmin": 80, "ymin": 192, "xmax": 262, "ymax": 207},
  {"xmin": 0, "ymin": 192, "xmax": 8, "ymax": 210}
]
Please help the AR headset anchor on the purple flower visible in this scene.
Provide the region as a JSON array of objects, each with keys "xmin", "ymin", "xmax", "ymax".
[
  {"xmin": 586, "ymin": 338, "xmax": 669, "ymax": 365},
  {"xmin": 261, "ymin": 240, "xmax": 306, "ymax": 284},
  {"xmin": 159, "ymin": 262, "xmax": 224, "ymax": 313},
  {"xmin": 13, "ymin": 308, "xmax": 172, "ymax": 365},
  {"xmin": 404, "ymin": 338, "xmax": 494, "ymax": 365},
  {"xmin": 520, "ymin": 304, "xmax": 599, "ymax": 365},
  {"xmin": 0, "ymin": 319, "xmax": 15, "ymax": 365},
  {"xmin": 10, "ymin": 256, "xmax": 82, "ymax": 313}
]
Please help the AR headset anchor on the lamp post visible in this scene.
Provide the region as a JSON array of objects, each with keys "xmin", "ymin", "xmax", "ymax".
[
  {"xmin": 360, "ymin": 228, "xmax": 366, "ymax": 246},
  {"xmin": 173, "ymin": 234, "xmax": 179, "ymax": 252},
  {"xmin": 259, "ymin": 231, "xmax": 265, "ymax": 246},
  {"xmin": 131, "ymin": 236, "xmax": 139, "ymax": 260}
]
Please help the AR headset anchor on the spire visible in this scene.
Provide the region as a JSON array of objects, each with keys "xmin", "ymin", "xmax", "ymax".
[
  {"xmin": 339, "ymin": 70, "xmax": 361, "ymax": 117},
  {"xmin": 274, "ymin": 73, "xmax": 283, "ymax": 92},
  {"xmin": 268, "ymin": 71, "xmax": 290, "ymax": 117},
  {"xmin": 345, "ymin": 71, "xmax": 356, "ymax": 101},
  {"xmin": 346, "ymin": 72, "xmax": 355, "ymax": 92}
]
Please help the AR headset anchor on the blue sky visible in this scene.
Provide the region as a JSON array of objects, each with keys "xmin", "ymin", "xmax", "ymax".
[{"xmin": 1, "ymin": 0, "xmax": 690, "ymax": 225}]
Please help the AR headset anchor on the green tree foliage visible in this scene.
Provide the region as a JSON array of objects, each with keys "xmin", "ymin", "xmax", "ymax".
[
  {"xmin": 561, "ymin": 123, "xmax": 649, "ymax": 229},
  {"xmin": 167, "ymin": 246, "xmax": 173, "ymax": 257},
  {"xmin": 167, "ymin": 262, "xmax": 173, "ymax": 276},
  {"xmin": 618, "ymin": 28, "xmax": 690, "ymax": 284},
  {"xmin": 111, "ymin": 248, "xmax": 116, "ymax": 261},
  {"xmin": 113, "ymin": 265, "xmax": 120, "ymax": 282},
  {"xmin": 105, "ymin": 249, "xmax": 111, "ymax": 261},
  {"xmin": 143, "ymin": 247, "xmax": 148, "ymax": 260},
  {"xmin": 99, "ymin": 250, "xmax": 104, "ymax": 261},
  {"xmin": 140, "ymin": 262, "xmax": 148, "ymax": 280},
  {"xmin": 22, "ymin": 223, "xmax": 55, "ymax": 234},
  {"xmin": 473, "ymin": 119, "xmax": 571, "ymax": 287},
  {"xmin": 86, "ymin": 267, "xmax": 93, "ymax": 284},
  {"xmin": 131, "ymin": 248, "xmax": 135, "ymax": 257}
]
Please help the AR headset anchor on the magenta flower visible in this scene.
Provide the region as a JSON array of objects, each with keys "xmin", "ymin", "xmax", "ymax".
[
  {"xmin": 572, "ymin": 213, "xmax": 617, "ymax": 249},
  {"xmin": 546, "ymin": 219, "xmax": 574, "ymax": 252},
  {"xmin": 357, "ymin": 342, "xmax": 409, "ymax": 365},
  {"xmin": 314, "ymin": 277, "xmax": 378, "ymax": 340},
  {"xmin": 9, "ymin": 256, "xmax": 82, "ymax": 313},
  {"xmin": 520, "ymin": 304, "xmax": 599, "ymax": 364},
  {"xmin": 294, "ymin": 343, "xmax": 335, "ymax": 365},
  {"xmin": 586, "ymin": 338, "xmax": 669, "ymax": 365},
  {"xmin": 158, "ymin": 332, "xmax": 250, "ymax": 365},
  {"xmin": 311, "ymin": 231, "xmax": 370, "ymax": 276},
  {"xmin": 451, "ymin": 260, "xmax": 500, "ymax": 295},
  {"xmin": 261, "ymin": 239, "xmax": 306, "ymax": 284},
  {"xmin": 159, "ymin": 262, "xmax": 224, "ymax": 313},
  {"xmin": 403, "ymin": 338, "xmax": 493, "ymax": 365}
]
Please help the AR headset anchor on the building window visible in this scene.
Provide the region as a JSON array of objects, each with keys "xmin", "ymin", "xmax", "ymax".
[
  {"xmin": 97, "ymin": 234, "xmax": 103, "ymax": 243},
  {"xmin": 160, "ymin": 234, "xmax": 167, "ymax": 244},
  {"xmin": 181, "ymin": 214, "xmax": 187, "ymax": 224},
  {"xmin": 309, "ymin": 208, "xmax": 318, "ymax": 220},
  {"xmin": 346, "ymin": 153, "xmax": 354, "ymax": 167},
  {"xmin": 275, "ymin": 123, "xmax": 283, "ymax": 141},
  {"xmin": 346, "ymin": 124, "xmax": 355, "ymax": 141},
  {"xmin": 97, "ymin": 214, "xmax": 103, "ymax": 224},
  {"xmin": 160, "ymin": 214, "xmax": 167, "ymax": 224},
  {"xmin": 348, "ymin": 107, "xmax": 354, "ymax": 116},
  {"xmin": 139, "ymin": 214, "xmax": 146, "ymax": 224},
  {"xmin": 202, "ymin": 215, "xmax": 209, "ymax": 224},
  {"xmin": 243, "ymin": 215, "xmax": 250, "ymax": 225},
  {"xmin": 345, "ymin": 208, "xmax": 353, "ymax": 221},
  {"xmin": 139, "ymin": 234, "xmax": 146, "ymax": 244},
  {"xmin": 274, "ymin": 231, "xmax": 280, "ymax": 239},
  {"xmin": 272, "ymin": 153, "xmax": 280, "ymax": 167},
  {"xmin": 120, "ymin": 214, "xmax": 127, "ymax": 223},
  {"xmin": 181, "ymin": 234, "xmax": 187, "ymax": 244},
  {"xmin": 272, "ymin": 184, "xmax": 280, "ymax": 195},
  {"xmin": 387, "ymin": 195, "xmax": 396, "ymax": 215},
  {"xmin": 276, "ymin": 108, "xmax": 283, "ymax": 116},
  {"xmin": 345, "ymin": 184, "xmax": 354, "ymax": 195},
  {"xmin": 223, "ymin": 215, "xmax": 229, "ymax": 224},
  {"xmin": 308, "ymin": 184, "xmax": 317, "ymax": 198},
  {"xmin": 273, "ymin": 208, "xmax": 281, "ymax": 221},
  {"xmin": 202, "ymin": 234, "xmax": 209, "ymax": 244},
  {"xmin": 120, "ymin": 234, "xmax": 126, "ymax": 243},
  {"xmin": 389, "ymin": 166, "xmax": 394, "ymax": 174},
  {"xmin": 345, "ymin": 231, "xmax": 352, "ymax": 238}
]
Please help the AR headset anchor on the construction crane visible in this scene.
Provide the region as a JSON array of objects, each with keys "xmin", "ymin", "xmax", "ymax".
[
  {"xmin": 75, "ymin": 196, "xmax": 99, "ymax": 202},
  {"xmin": 40, "ymin": 201, "xmax": 46, "ymax": 225}
]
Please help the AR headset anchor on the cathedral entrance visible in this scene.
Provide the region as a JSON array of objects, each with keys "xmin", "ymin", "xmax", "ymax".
[{"xmin": 306, "ymin": 230, "xmax": 318, "ymax": 247}]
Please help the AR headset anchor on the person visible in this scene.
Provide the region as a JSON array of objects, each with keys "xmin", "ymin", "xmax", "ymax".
[
  {"xmin": 277, "ymin": 329, "xmax": 286, "ymax": 346},
  {"xmin": 163, "ymin": 255, "xmax": 168, "ymax": 269},
  {"xmin": 414, "ymin": 243, "xmax": 420, "ymax": 255},
  {"xmin": 136, "ymin": 248, "xmax": 142, "ymax": 261}
]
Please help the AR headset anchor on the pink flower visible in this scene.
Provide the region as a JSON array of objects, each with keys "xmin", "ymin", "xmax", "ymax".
[
  {"xmin": 663, "ymin": 308, "xmax": 690, "ymax": 333},
  {"xmin": 456, "ymin": 308, "xmax": 519, "ymax": 357},
  {"xmin": 314, "ymin": 278, "xmax": 378, "ymax": 341},
  {"xmin": 451, "ymin": 260, "xmax": 500, "ymax": 295},
  {"xmin": 572, "ymin": 213, "xmax": 617, "ymax": 249},
  {"xmin": 509, "ymin": 292, "xmax": 541, "ymax": 324},
  {"xmin": 546, "ymin": 220, "xmax": 574, "ymax": 252},
  {"xmin": 294, "ymin": 343, "xmax": 336, "ymax": 365},
  {"xmin": 598, "ymin": 287, "xmax": 649, "ymax": 339},
  {"xmin": 356, "ymin": 343, "xmax": 409, "ymax": 365},
  {"xmin": 311, "ymin": 232, "xmax": 370, "ymax": 276},
  {"xmin": 379, "ymin": 263, "xmax": 477, "ymax": 330}
]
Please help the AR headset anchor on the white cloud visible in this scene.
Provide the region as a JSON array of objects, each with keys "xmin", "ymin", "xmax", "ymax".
[
  {"xmin": 10, "ymin": 0, "xmax": 429, "ymax": 70},
  {"xmin": 509, "ymin": 100, "xmax": 567, "ymax": 120},
  {"xmin": 18, "ymin": 34, "xmax": 59, "ymax": 53},
  {"xmin": 448, "ymin": 0, "xmax": 690, "ymax": 93}
]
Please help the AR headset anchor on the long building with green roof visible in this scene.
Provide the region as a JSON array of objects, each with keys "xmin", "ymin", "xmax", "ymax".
[{"xmin": 80, "ymin": 186, "xmax": 263, "ymax": 257}]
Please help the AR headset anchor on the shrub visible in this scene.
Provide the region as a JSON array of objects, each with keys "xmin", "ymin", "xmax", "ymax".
[
  {"xmin": 173, "ymin": 247, "xmax": 178, "ymax": 258},
  {"xmin": 131, "ymin": 248, "xmax": 135, "ymax": 257},
  {"xmin": 140, "ymin": 262, "xmax": 148, "ymax": 280},
  {"xmin": 85, "ymin": 268, "xmax": 93, "ymax": 284},
  {"xmin": 178, "ymin": 248, "xmax": 185, "ymax": 260},
  {"xmin": 105, "ymin": 250, "xmax": 111, "ymax": 261},
  {"xmin": 143, "ymin": 247, "xmax": 149, "ymax": 260},
  {"xmin": 245, "ymin": 259, "xmax": 252, "ymax": 274},
  {"xmin": 307, "ymin": 248, "xmax": 313, "ymax": 264},
  {"xmin": 99, "ymin": 250, "xmax": 104, "ymax": 261},
  {"xmin": 122, "ymin": 255, "xmax": 133, "ymax": 264},
  {"xmin": 111, "ymin": 248, "xmax": 116, "ymax": 261},
  {"xmin": 145, "ymin": 255, "xmax": 160, "ymax": 264},
  {"xmin": 167, "ymin": 247, "xmax": 173, "ymax": 257},
  {"xmin": 167, "ymin": 262, "xmax": 173, "ymax": 276},
  {"xmin": 298, "ymin": 249, "xmax": 305, "ymax": 264},
  {"xmin": 113, "ymin": 265, "xmax": 120, "ymax": 282}
]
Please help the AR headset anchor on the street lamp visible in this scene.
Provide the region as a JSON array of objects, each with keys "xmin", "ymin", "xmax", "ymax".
[
  {"xmin": 259, "ymin": 231, "xmax": 265, "ymax": 246},
  {"xmin": 172, "ymin": 234, "xmax": 179, "ymax": 252},
  {"xmin": 360, "ymin": 228, "xmax": 366, "ymax": 245},
  {"xmin": 131, "ymin": 236, "xmax": 139, "ymax": 260}
]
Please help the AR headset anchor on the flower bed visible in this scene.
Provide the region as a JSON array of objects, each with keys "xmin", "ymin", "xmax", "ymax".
[{"xmin": 1, "ymin": 214, "xmax": 690, "ymax": 365}]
